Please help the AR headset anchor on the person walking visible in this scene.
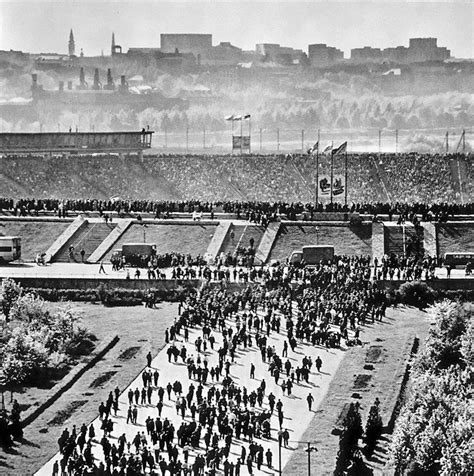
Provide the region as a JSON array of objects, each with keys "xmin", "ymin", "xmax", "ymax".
[
  {"xmin": 99, "ymin": 260, "xmax": 106, "ymax": 274},
  {"xmin": 250, "ymin": 363, "xmax": 255, "ymax": 379},
  {"xmin": 315, "ymin": 356, "xmax": 322, "ymax": 372},
  {"xmin": 307, "ymin": 393, "xmax": 314, "ymax": 411}
]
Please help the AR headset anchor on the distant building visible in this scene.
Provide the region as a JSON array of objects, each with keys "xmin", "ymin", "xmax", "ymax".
[
  {"xmin": 407, "ymin": 37, "xmax": 450, "ymax": 62},
  {"xmin": 201, "ymin": 42, "xmax": 243, "ymax": 66},
  {"xmin": 68, "ymin": 29, "xmax": 75, "ymax": 57},
  {"xmin": 350, "ymin": 46, "xmax": 382, "ymax": 62},
  {"xmin": 160, "ymin": 34, "xmax": 212, "ymax": 59},
  {"xmin": 382, "ymin": 46, "xmax": 409, "ymax": 63},
  {"xmin": 256, "ymin": 43, "xmax": 305, "ymax": 65},
  {"xmin": 351, "ymin": 37, "xmax": 450, "ymax": 64},
  {"xmin": 34, "ymin": 54, "xmax": 74, "ymax": 71},
  {"xmin": 126, "ymin": 47, "xmax": 195, "ymax": 69},
  {"xmin": 308, "ymin": 44, "xmax": 343, "ymax": 67}
]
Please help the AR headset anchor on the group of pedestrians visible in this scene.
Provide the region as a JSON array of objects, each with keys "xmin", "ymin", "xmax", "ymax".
[{"xmin": 46, "ymin": 252, "xmax": 394, "ymax": 475}]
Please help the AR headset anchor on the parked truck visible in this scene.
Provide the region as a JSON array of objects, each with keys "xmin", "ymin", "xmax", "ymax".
[{"xmin": 288, "ymin": 245, "xmax": 334, "ymax": 267}]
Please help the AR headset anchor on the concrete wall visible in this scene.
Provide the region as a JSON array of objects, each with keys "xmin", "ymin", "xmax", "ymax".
[
  {"xmin": 1, "ymin": 276, "xmax": 201, "ymax": 291},
  {"xmin": 380, "ymin": 278, "xmax": 474, "ymax": 292}
]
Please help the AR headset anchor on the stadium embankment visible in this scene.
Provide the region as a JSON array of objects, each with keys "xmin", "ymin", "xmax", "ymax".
[{"xmin": 1, "ymin": 216, "xmax": 474, "ymax": 267}]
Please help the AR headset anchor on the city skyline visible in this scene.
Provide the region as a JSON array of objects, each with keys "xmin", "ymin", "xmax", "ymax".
[{"xmin": 0, "ymin": 0, "xmax": 472, "ymax": 59}]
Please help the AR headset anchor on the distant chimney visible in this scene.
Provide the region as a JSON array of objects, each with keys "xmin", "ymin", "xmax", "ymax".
[
  {"xmin": 119, "ymin": 75, "xmax": 128, "ymax": 93},
  {"xmin": 105, "ymin": 68, "xmax": 115, "ymax": 90},
  {"xmin": 79, "ymin": 67, "xmax": 86, "ymax": 88},
  {"xmin": 92, "ymin": 68, "xmax": 101, "ymax": 90}
]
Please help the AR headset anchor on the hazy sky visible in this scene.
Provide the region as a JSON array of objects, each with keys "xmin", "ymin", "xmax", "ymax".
[{"xmin": 0, "ymin": 0, "xmax": 472, "ymax": 58}]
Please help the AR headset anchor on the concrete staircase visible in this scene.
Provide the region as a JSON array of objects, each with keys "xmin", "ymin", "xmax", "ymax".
[
  {"xmin": 52, "ymin": 221, "xmax": 116, "ymax": 263},
  {"xmin": 371, "ymin": 222, "xmax": 385, "ymax": 262},
  {"xmin": 255, "ymin": 222, "xmax": 281, "ymax": 264},
  {"xmin": 219, "ymin": 224, "xmax": 247, "ymax": 256},
  {"xmin": 384, "ymin": 223, "xmax": 424, "ymax": 257},
  {"xmin": 44, "ymin": 216, "xmax": 87, "ymax": 263},
  {"xmin": 205, "ymin": 221, "xmax": 232, "ymax": 263},
  {"xmin": 422, "ymin": 222, "xmax": 437, "ymax": 257},
  {"xmin": 88, "ymin": 219, "xmax": 133, "ymax": 263},
  {"xmin": 383, "ymin": 224, "xmax": 405, "ymax": 256}
]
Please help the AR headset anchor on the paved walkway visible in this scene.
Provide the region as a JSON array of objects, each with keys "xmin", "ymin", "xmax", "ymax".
[
  {"xmin": 0, "ymin": 262, "xmax": 471, "ymax": 281},
  {"xmin": 36, "ymin": 304, "xmax": 346, "ymax": 475}
]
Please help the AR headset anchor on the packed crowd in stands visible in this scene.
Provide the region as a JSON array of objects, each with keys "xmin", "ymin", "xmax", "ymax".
[
  {"xmin": 0, "ymin": 152, "xmax": 471, "ymax": 205},
  {"xmin": 48, "ymin": 255, "xmax": 386, "ymax": 475}
]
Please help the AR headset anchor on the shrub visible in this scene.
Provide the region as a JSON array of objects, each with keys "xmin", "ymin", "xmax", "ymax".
[
  {"xmin": 0, "ymin": 278, "xmax": 22, "ymax": 319},
  {"xmin": 1, "ymin": 283, "xmax": 96, "ymax": 386},
  {"xmin": 398, "ymin": 281, "xmax": 435, "ymax": 309},
  {"xmin": 364, "ymin": 399, "xmax": 383, "ymax": 456}
]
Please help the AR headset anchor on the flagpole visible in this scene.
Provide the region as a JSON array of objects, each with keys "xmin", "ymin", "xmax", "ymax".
[
  {"xmin": 344, "ymin": 148, "xmax": 348, "ymax": 208},
  {"xmin": 249, "ymin": 117, "xmax": 252, "ymax": 154},
  {"xmin": 240, "ymin": 118, "xmax": 243, "ymax": 156},
  {"xmin": 315, "ymin": 146, "xmax": 319, "ymax": 209},
  {"xmin": 330, "ymin": 141, "xmax": 334, "ymax": 207}
]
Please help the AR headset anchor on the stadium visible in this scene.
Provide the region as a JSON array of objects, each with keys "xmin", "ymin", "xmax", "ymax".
[{"xmin": 0, "ymin": 126, "xmax": 472, "ymax": 476}]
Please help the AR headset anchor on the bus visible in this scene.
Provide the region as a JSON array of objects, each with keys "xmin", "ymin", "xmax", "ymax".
[
  {"xmin": 443, "ymin": 252, "xmax": 474, "ymax": 268},
  {"xmin": 0, "ymin": 236, "xmax": 21, "ymax": 263}
]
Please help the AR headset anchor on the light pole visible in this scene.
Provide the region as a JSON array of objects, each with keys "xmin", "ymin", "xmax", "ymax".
[
  {"xmin": 278, "ymin": 434, "xmax": 282, "ymax": 476},
  {"xmin": 305, "ymin": 442, "xmax": 318, "ymax": 476},
  {"xmin": 315, "ymin": 226, "xmax": 320, "ymax": 245}
]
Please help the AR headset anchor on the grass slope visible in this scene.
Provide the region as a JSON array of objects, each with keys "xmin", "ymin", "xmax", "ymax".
[
  {"xmin": 437, "ymin": 223, "xmax": 474, "ymax": 255},
  {"xmin": 283, "ymin": 306, "xmax": 430, "ymax": 475},
  {"xmin": 0, "ymin": 302, "xmax": 176, "ymax": 476},
  {"xmin": 269, "ymin": 223, "xmax": 372, "ymax": 262},
  {"xmin": 104, "ymin": 223, "xmax": 217, "ymax": 260},
  {"xmin": 0, "ymin": 220, "xmax": 70, "ymax": 261}
]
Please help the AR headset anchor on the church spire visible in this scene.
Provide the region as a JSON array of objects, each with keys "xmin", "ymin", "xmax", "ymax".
[{"xmin": 68, "ymin": 29, "xmax": 75, "ymax": 56}]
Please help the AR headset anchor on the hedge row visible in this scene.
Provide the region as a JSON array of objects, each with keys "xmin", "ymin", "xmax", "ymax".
[
  {"xmin": 385, "ymin": 281, "xmax": 474, "ymax": 309},
  {"xmin": 26, "ymin": 285, "xmax": 195, "ymax": 306}
]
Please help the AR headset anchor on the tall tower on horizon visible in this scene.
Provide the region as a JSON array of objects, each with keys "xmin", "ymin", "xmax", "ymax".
[
  {"xmin": 111, "ymin": 32, "xmax": 122, "ymax": 56},
  {"xmin": 68, "ymin": 29, "xmax": 75, "ymax": 56}
]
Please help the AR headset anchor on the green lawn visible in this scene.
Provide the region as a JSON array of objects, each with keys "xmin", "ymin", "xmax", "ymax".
[
  {"xmin": 0, "ymin": 302, "xmax": 177, "ymax": 476},
  {"xmin": 269, "ymin": 223, "xmax": 372, "ymax": 262},
  {"xmin": 437, "ymin": 223, "xmax": 474, "ymax": 255},
  {"xmin": 283, "ymin": 305, "xmax": 431, "ymax": 475},
  {"xmin": 0, "ymin": 220, "xmax": 70, "ymax": 261}
]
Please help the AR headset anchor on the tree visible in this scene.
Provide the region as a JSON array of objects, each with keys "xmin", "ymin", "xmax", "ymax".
[
  {"xmin": 0, "ymin": 278, "xmax": 22, "ymax": 320},
  {"xmin": 390, "ymin": 302, "xmax": 473, "ymax": 476},
  {"xmin": 364, "ymin": 399, "xmax": 383, "ymax": 456},
  {"xmin": 335, "ymin": 402, "xmax": 363, "ymax": 475},
  {"xmin": 416, "ymin": 300, "xmax": 468, "ymax": 372}
]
